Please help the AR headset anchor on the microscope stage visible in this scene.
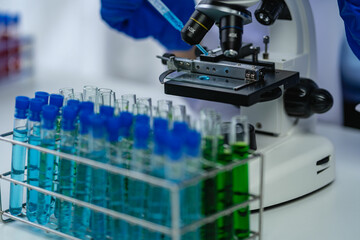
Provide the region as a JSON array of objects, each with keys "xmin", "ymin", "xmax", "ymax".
[{"xmin": 164, "ymin": 69, "xmax": 299, "ymax": 106}]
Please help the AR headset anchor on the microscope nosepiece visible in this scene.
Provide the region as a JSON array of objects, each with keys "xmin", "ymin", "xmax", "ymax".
[
  {"xmin": 220, "ymin": 15, "xmax": 244, "ymax": 58},
  {"xmin": 181, "ymin": 10, "xmax": 215, "ymax": 46}
]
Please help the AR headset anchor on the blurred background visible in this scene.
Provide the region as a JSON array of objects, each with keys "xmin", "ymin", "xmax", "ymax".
[{"xmin": 0, "ymin": 0, "xmax": 358, "ymax": 128}]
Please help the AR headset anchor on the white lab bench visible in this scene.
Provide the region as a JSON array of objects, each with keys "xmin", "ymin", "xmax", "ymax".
[{"xmin": 0, "ymin": 73, "xmax": 359, "ymax": 240}]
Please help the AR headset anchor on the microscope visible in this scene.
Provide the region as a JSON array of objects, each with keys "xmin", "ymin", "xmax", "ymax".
[{"xmin": 159, "ymin": 0, "xmax": 335, "ymax": 208}]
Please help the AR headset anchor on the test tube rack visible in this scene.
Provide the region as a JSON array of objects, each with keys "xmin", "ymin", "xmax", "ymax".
[{"xmin": 0, "ymin": 130, "xmax": 264, "ymax": 240}]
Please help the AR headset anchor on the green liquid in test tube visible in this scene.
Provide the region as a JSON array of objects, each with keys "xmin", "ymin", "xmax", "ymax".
[
  {"xmin": 230, "ymin": 115, "xmax": 250, "ymax": 239},
  {"xmin": 216, "ymin": 122, "xmax": 234, "ymax": 240}
]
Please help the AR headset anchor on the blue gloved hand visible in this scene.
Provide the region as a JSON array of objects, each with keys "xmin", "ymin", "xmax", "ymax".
[
  {"xmin": 100, "ymin": 0, "xmax": 195, "ymax": 51},
  {"xmin": 338, "ymin": 0, "xmax": 360, "ymax": 60}
]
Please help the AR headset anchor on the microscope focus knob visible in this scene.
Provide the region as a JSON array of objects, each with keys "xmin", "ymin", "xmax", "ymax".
[
  {"xmin": 310, "ymin": 89, "xmax": 334, "ymax": 114},
  {"xmin": 255, "ymin": 0, "xmax": 286, "ymax": 25},
  {"xmin": 284, "ymin": 79, "xmax": 333, "ymax": 118}
]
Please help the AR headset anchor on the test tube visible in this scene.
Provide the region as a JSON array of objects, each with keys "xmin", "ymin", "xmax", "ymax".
[
  {"xmin": 121, "ymin": 94, "xmax": 136, "ymax": 113},
  {"xmin": 99, "ymin": 88, "xmax": 116, "ymax": 107},
  {"xmin": 115, "ymin": 98, "xmax": 129, "ymax": 115},
  {"xmin": 200, "ymin": 108, "xmax": 221, "ymax": 240},
  {"xmin": 157, "ymin": 99, "xmax": 172, "ymax": 120},
  {"xmin": 73, "ymin": 92, "xmax": 83, "ymax": 102},
  {"xmin": 9, "ymin": 96, "xmax": 30, "ymax": 216},
  {"xmin": 230, "ymin": 115, "xmax": 250, "ymax": 240},
  {"xmin": 26, "ymin": 98, "xmax": 44, "ymax": 222},
  {"xmin": 59, "ymin": 87, "xmax": 74, "ymax": 104},
  {"xmin": 137, "ymin": 97, "xmax": 152, "ymax": 117},
  {"xmin": 83, "ymin": 85, "xmax": 98, "ymax": 103},
  {"xmin": 172, "ymin": 105, "xmax": 186, "ymax": 122}
]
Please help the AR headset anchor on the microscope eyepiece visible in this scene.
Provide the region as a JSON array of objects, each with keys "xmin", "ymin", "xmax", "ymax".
[
  {"xmin": 181, "ymin": 10, "xmax": 215, "ymax": 46},
  {"xmin": 220, "ymin": 15, "xmax": 244, "ymax": 58},
  {"xmin": 255, "ymin": 0, "xmax": 285, "ymax": 26}
]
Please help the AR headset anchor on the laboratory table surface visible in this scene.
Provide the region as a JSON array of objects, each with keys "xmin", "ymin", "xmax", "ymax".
[{"xmin": 0, "ymin": 73, "xmax": 359, "ymax": 240}]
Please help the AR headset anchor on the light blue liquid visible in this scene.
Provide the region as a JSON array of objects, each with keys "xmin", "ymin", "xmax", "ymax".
[
  {"xmin": 9, "ymin": 128, "xmax": 28, "ymax": 216},
  {"xmin": 90, "ymin": 149, "xmax": 107, "ymax": 240},
  {"xmin": 108, "ymin": 142, "xmax": 128, "ymax": 239},
  {"xmin": 26, "ymin": 131, "xmax": 41, "ymax": 222},
  {"xmin": 36, "ymin": 141, "xmax": 56, "ymax": 225},
  {"xmin": 58, "ymin": 145, "xmax": 75, "ymax": 233},
  {"xmin": 53, "ymin": 116, "xmax": 61, "ymax": 218},
  {"xmin": 128, "ymin": 149, "xmax": 149, "ymax": 239},
  {"xmin": 72, "ymin": 135, "xmax": 92, "ymax": 239},
  {"xmin": 148, "ymin": 154, "xmax": 168, "ymax": 240}
]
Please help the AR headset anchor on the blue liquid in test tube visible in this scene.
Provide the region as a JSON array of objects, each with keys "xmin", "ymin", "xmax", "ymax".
[
  {"xmin": 26, "ymin": 98, "xmax": 45, "ymax": 222},
  {"xmin": 37, "ymin": 105, "xmax": 58, "ymax": 225},
  {"xmin": 89, "ymin": 115, "xmax": 107, "ymax": 240},
  {"xmin": 9, "ymin": 96, "xmax": 30, "ymax": 216},
  {"xmin": 58, "ymin": 106, "xmax": 77, "ymax": 233},
  {"xmin": 148, "ymin": 118, "xmax": 169, "ymax": 240},
  {"xmin": 72, "ymin": 110, "xmax": 93, "ymax": 238},
  {"xmin": 129, "ymin": 117, "xmax": 151, "ymax": 239}
]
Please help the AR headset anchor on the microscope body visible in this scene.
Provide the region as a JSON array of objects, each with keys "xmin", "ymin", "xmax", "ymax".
[{"xmin": 161, "ymin": 0, "xmax": 335, "ymax": 208}]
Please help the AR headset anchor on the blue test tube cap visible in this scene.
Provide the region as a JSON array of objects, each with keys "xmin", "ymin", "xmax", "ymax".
[
  {"xmin": 134, "ymin": 124, "xmax": 150, "ymax": 149},
  {"xmin": 62, "ymin": 106, "xmax": 78, "ymax": 131},
  {"xmin": 167, "ymin": 132, "xmax": 183, "ymax": 161},
  {"xmin": 173, "ymin": 121, "xmax": 189, "ymax": 141},
  {"xmin": 185, "ymin": 130, "xmax": 201, "ymax": 157},
  {"xmin": 35, "ymin": 91, "xmax": 49, "ymax": 105},
  {"xmin": 90, "ymin": 114, "xmax": 105, "ymax": 139},
  {"xmin": 67, "ymin": 99, "xmax": 80, "ymax": 114},
  {"xmin": 136, "ymin": 114, "xmax": 150, "ymax": 126},
  {"xmin": 15, "ymin": 96, "xmax": 30, "ymax": 110},
  {"xmin": 119, "ymin": 111, "xmax": 133, "ymax": 128},
  {"xmin": 49, "ymin": 94, "xmax": 64, "ymax": 109},
  {"xmin": 154, "ymin": 128, "xmax": 168, "ymax": 155},
  {"xmin": 153, "ymin": 117, "xmax": 168, "ymax": 131},
  {"xmin": 42, "ymin": 105, "xmax": 58, "ymax": 129},
  {"xmin": 29, "ymin": 98, "xmax": 44, "ymax": 122},
  {"xmin": 119, "ymin": 111, "xmax": 133, "ymax": 137},
  {"xmin": 79, "ymin": 110, "xmax": 92, "ymax": 135},
  {"xmin": 100, "ymin": 105, "xmax": 115, "ymax": 118},
  {"xmin": 106, "ymin": 117, "xmax": 120, "ymax": 142},
  {"xmin": 79, "ymin": 101, "xmax": 94, "ymax": 113},
  {"xmin": 15, "ymin": 96, "xmax": 30, "ymax": 119}
]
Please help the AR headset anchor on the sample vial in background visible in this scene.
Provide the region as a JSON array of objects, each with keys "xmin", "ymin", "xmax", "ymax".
[
  {"xmin": 230, "ymin": 115, "xmax": 250, "ymax": 239},
  {"xmin": 35, "ymin": 91, "xmax": 49, "ymax": 105},
  {"xmin": 26, "ymin": 98, "xmax": 45, "ymax": 222},
  {"xmin": 37, "ymin": 105, "xmax": 58, "ymax": 225},
  {"xmin": 58, "ymin": 106, "xmax": 77, "ymax": 233},
  {"xmin": 72, "ymin": 111, "xmax": 93, "ymax": 239},
  {"xmin": 9, "ymin": 96, "xmax": 30, "ymax": 216}
]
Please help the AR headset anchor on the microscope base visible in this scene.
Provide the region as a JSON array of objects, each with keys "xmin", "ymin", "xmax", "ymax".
[{"xmin": 249, "ymin": 131, "xmax": 335, "ymax": 209}]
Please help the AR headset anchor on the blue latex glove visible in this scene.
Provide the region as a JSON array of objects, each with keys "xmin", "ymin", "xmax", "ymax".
[
  {"xmin": 100, "ymin": 0, "xmax": 195, "ymax": 51},
  {"xmin": 338, "ymin": 0, "xmax": 360, "ymax": 60}
]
